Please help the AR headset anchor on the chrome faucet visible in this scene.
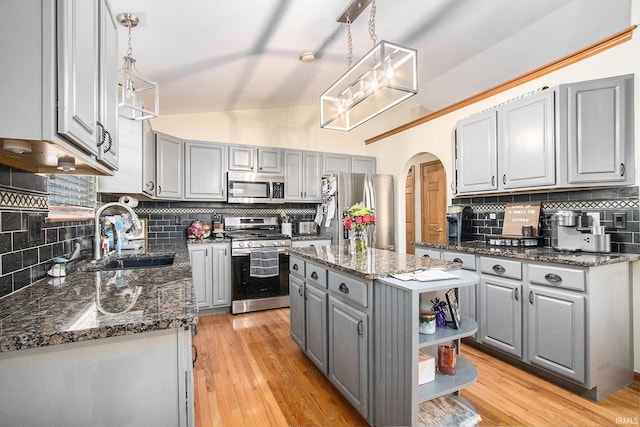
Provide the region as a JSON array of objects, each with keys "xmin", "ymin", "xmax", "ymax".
[{"xmin": 93, "ymin": 202, "xmax": 142, "ymax": 261}]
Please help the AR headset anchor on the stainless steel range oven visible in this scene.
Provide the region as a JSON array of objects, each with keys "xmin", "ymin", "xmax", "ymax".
[{"xmin": 225, "ymin": 216, "xmax": 291, "ymax": 314}]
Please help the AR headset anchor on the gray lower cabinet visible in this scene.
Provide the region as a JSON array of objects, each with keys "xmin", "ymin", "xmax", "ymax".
[
  {"xmin": 184, "ymin": 141, "xmax": 227, "ymax": 200},
  {"xmin": 413, "ymin": 247, "xmax": 442, "ymax": 259},
  {"xmin": 527, "ymin": 284, "xmax": 585, "ymax": 383},
  {"xmin": 328, "ymin": 295, "xmax": 368, "ymax": 417},
  {"xmin": 289, "ymin": 257, "xmax": 328, "ymax": 374},
  {"xmin": 442, "ymin": 251, "xmax": 477, "ymax": 337},
  {"xmin": 478, "ymin": 256, "xmax": 523, "ymax": 358},
  {"xmin": 188, "ymin": 242, "xmax": 231, "ymax": 309},
  {"xmin": 156, "ymin": 133, "xmax": 184, "ymax": 199}
]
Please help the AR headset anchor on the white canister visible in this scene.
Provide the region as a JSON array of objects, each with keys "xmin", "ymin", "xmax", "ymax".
[
  {"xmin": 419, "ymin": 311, "xmax": 436, "ymax": 335},
  {"xmin": 282, "ymin": 223, "xmax": 292, "ymax": 236}
]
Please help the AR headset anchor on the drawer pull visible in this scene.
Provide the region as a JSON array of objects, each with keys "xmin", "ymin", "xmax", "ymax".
[
  {"xmin": 544, "ymin": 273, "xmax": 562, "ymax": 284},
  {"xmin": 620, "ymin": 162, "xmax": 625, "ymax": 177},
  {"xmin": 514, "ymin": 288, "xmax": 519, "ymax": 301},
  {"xmin": 422, "ymin": 254, "xmax": 430, "ymax": 258},
  {"xmin": 298, "ymin": 285, "xmax": 303, "ymax": 297},
  {"xmin": 293, "ymin": 264, "xmax": 298, "ymax": 271},
  {"xmin": 491, "ymin": 176, "xmax": 495, "ymax": 186},
  {"xmin": 338, "ymin": 283, "xmax": 350, "ymax": 294},
  {"xmin": 357, "ymin": 320, "xmax": 363, "ymax": 336},
  {"xmin": 492, "ymin": 264, "xmax": 506, "ymax": 274},
  {"xmin": 453, "ymin": 258, "xmax": 463, "ymax": 264},
  {"xmin": 310, "ymin": 271, "xmax": 318, "ymax": 280},
  {"xmin": 529, "ymin": 290, "xmax": 534, "ymax": 305}
]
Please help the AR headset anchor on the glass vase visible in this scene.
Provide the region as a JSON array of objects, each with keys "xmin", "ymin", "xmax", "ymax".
[{"xmin": 351, "ymin": 229, "xmax": 367, "ymax": 254}]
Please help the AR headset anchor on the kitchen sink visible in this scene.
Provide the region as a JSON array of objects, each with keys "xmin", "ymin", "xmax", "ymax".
[{"xmin": 98, "ymin": 254, "xmax": 175, "ymax": 270}]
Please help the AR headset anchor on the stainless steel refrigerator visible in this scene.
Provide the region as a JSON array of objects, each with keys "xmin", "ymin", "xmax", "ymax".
[{"xmin": 320, "ymin": 172, "xmax": 395, "ymax": 251}]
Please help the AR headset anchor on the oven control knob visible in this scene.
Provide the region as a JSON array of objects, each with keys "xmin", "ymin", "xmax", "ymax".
[
  {"xmin": 247, "ymin": 242, "xmax": 254, "ymax": 247},
  {"xmin": 260, "ymin": 242, "xmax": 266, "ymax": 247}
]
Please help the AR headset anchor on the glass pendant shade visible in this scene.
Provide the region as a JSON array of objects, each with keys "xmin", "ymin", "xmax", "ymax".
[
  {"xmin": 321, "ymin": 40, "xmax": 417, "ymax": 131},
  {"xmin": 119, "ymin": 56, "xmax": 159, "ymax": 120}
]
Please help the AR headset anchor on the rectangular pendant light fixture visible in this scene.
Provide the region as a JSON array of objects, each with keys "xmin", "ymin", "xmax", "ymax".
[{"xmin": 321, "ymin": 40, "xmax": 417, "ymax": 131}]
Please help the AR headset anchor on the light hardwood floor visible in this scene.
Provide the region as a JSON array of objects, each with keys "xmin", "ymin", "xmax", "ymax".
[{"xmin": 193, "ymin": 309, "xmax": 639, "ymax": 427}]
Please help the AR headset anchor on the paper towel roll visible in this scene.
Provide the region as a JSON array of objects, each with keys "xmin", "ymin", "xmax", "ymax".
[{"xmin": 119, "ymin": 195, "xmax": 139, "ymax": 208}]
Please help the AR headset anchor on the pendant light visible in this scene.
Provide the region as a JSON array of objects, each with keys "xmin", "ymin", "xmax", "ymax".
[
  {"xmin": 117, "ymin": 13, "xmax": 159, "ymax": 120},
  {"xmin": 320, "ymin": 0, "xmax": 417, "ymax": 131}
]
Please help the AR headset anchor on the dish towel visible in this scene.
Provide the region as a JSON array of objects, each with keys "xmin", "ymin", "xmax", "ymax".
[{"xmin": 249, "ymin": 248, "xmax": 280, "ymax": 278}]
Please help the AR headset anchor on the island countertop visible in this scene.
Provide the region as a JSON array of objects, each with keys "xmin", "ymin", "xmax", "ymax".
[
  {"xmin": 0, "ymin": 244, "xmax": 198, "ymax": 353},
  {"xmin": 413, "ymin": 240, "xmax": 640, "ymax": 267},
  {"xmin": 288, "ymin": 245, "xmax": 460, "ymax": 280}
]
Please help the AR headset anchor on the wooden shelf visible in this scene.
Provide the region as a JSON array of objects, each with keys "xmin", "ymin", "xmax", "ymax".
[
  {"xmin": 418, "ymin": 317, "xmax": 478, "ymax": 348},
  {"xmin": 417, "ymin": 355, "xmax": 477, "ymax": 402}
]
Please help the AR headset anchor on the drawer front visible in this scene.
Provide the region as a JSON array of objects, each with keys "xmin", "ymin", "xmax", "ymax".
[
  {"xmin": 328, "ymin": 271, "xmax": 368, "ymax": 308},
  {"xmin": 290, "ymin": 256, "xmax": 305, "ymax": 277},
  {"xmin": 306, "ymin": 262, "xmax": 328, "ymax": 288},
  {"xmin": 528, "ymin": 264, "xmax": 585, "ymax": 291},
  {"xmin": 414, "ymin": 247, "xmax": 441, "ymax": 259},
  {"xmin": 480, "ymin": 257, "xmax": 522, "ymax": 280},
  {"xmin": 442, "ymin": 251, "xmax": 476, "ymax": 271}
]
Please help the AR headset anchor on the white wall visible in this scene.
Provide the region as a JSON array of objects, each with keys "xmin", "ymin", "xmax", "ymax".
[{"xmin": 149, "ymin": 12, "xmax": 640, "ymax": 373}]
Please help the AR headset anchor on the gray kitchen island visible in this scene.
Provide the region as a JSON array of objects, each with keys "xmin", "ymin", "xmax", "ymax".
[{"xmin": 289, "ymin": 245, "xmax": 480, "ymax": 426}]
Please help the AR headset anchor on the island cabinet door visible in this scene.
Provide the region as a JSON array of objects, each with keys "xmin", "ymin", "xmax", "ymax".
[
  {"xmin": 527, "ymin": 285, "xmax": 586, "ymax": 384},
  {"xmin": 328, "ymin": 296, "xmax": 368, "ymax": 418},
  {"xmin": 479, "ymin": 276, "xmax": 523, "ymax": 358},
  {"xmin": 289, "ymin": 275, "xmax": 305, "ymax": 349},
  {"xmin": 305, "ymin": 284, "xmax": 328, "ymax": 374}
]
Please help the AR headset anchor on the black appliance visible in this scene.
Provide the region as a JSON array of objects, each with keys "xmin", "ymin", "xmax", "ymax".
[
  {"xmin": 446, "ymin": 206, "xmax": 473, "ymax": 245},
  {"xmin": 225, "ymin": 216, "xmax": 291, "ymax": 314}
]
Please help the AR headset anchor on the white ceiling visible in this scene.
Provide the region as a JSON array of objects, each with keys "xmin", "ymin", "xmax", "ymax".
[{"xmin": 108, "ymin": 0, "xmax": 632, "ymax": 123}]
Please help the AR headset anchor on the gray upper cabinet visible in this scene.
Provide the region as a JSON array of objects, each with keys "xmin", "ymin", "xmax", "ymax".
[
  {"xmin": 455, "ymin": 110, "xmax": 498, "ymax": 193},
  {"xmin": 351, "ymin": 156, "xmax": 376, "ymax": 175},
  {"xmin": 322, "ymin": 153, "xmax": 377, "ymax": 176},
  {"xmin": 142, "ymin": 121, "xmax": 156, "ymax": 196},
  {"xmin": 156, "ymin": 133, "xmax": 183, "ymax": 199},
  {"xmin": 498, "ymin": 90, "xmax": 556, "ymax": 189},
  {"xmin": 323, "ymin": 153, "xmax": 351, "ymax": 175},
  {"xmin": 228, "ymin": 145, "xmax": 283, "ymax": 173},
  {"xmin": 560, "ymin": 74, "xmax": 634, "ymax": 185},
  {"xmin": 96, "ymin": 0, "xmax": 118, "ymax": 169},
  {"xmin": 185, "ymin": 141, "xmax": 227, "ymax": 200},
  {"xmin": 57, "ymin": 0, "xmax": 100, "ymax": 156},
  {"xmin": 284, "ymin": 150, "xmax": 321, "ymax": 202}
]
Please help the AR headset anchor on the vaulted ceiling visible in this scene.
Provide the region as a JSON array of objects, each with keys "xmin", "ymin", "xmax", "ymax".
[{"xmin": 108, "ymin": 0, "xmax": 632, "ymax": 124}]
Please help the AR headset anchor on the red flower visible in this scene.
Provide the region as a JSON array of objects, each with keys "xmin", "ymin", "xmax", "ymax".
[
  {"xmin": 355, "ymin": 216, "xmax": 363, "ymax": 224},
  {"xmin": 344, "ymin": 217, "xmax": 352, "ymax": 230},
  {"xmin": 363, "ymin": 214, "xmax": 371, "ymax": 224},
  {"xmin": 370, "ymin": 214, "xmax": 376, "ymax": 222}
]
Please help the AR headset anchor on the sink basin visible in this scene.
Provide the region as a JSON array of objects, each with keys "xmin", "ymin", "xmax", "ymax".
[{"xmin": 100, "ymin": 254, "xmax": 175, "ymax": 270}]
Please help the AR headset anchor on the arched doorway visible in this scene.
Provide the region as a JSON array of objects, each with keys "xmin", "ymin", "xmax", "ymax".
[{"xmin": 404, "ymin": 154, "xmax": 447, "ymax": 252}]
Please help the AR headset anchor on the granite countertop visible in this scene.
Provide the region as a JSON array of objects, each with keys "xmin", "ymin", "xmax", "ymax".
[
  {"xmin": 0, "ymin": 244, "xmax": 198, "ymax": 353},
  {"xmin": 413, "ymin": 240, "xmax": 640, "ymax": 267},
  {"xmin": 289, "ymin": 245, "xmax": 460, "ymax": 280},
  {"xmin": 291, "ymin": 234, "xmax": 332, "ymax": 241}
]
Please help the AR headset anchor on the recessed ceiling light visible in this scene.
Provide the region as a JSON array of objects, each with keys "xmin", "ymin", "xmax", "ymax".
[
  {"xmin": 298, "ymin": 51, "xmax": 315, "ymax": 63},
  {"xmin": 3, "ymin": 139, "xmax": 32, "ymax": 154}
]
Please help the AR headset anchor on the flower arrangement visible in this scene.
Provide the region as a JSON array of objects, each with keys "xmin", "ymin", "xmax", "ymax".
[{"xmin": 343, "ymin": 204, "xmax": 375, "ymax": 233}]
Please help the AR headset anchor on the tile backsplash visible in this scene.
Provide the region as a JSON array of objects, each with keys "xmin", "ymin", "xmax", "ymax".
[
  {"xmin": 0, "ymin": 165, "xmax": 93, "ymax": 298},
  {"xmin": 452, "ymin": 186, "xmax": 639, "ymax": 253}
]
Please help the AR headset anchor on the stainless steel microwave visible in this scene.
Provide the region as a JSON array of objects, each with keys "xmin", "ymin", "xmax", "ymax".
[{"xmin": 227, "ymin": 171, "xmax": 285, "ymax": 204}]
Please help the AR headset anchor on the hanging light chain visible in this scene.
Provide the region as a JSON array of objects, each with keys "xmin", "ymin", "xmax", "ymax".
[
  {"xmin": 368, "ymin": 0, "xmax": 377, "ymax": 46},
  {"xmin": 346, "ymin": 17, "xmax": 353, "ymax": 68},
  {"xmin": 126, "ymin": 17, "xmax": 133, "ymax": 57}
]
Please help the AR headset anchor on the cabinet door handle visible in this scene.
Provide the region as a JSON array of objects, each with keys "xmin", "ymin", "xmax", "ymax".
[
  {"xmin": 620, "ymin": 163, "xmax": 625, "ymax": 177},
  {"xmin": 338, "ymin": 283, "xmax": 349, "ymax": 294},
  {"xmin": 298, "ymin": 285, "xmax": 303, "ymax": 297},
  {"xmin": 514, "ymin": 288, "xmax": 519, "ymax": 301},
  {"xmin": 422, "ymin": 254, "xmax": 430, "ymax": 258},
  {"xmin": 292, "ymin": 264, "xmax": 298, "ymax": 271},
  {"xmin": 544, "ymin": 273, "xmax": 562, "ymax": 284},
  {"xmin": 304, "ymin": 288, "xmax": 308, "ymax": 300},
  {"xmin": 502, "ymin": 174, "xmax": 507, "ymax": 184},
  {"xmin": 224, "ymin": 248, "xmax": 227, "ymax": 256},
  {"xmin": 158, "ymin": 185, "xmax": 162, "ymax": 194},
  {"xmin": 450, "ymin": 181, "xmax": 455, "ymax": 191},
  {"xmin": 310, "ymin": 271, "xmax": 318, "ymax": 280},
  {"xmin": 491, "ymin": 176, "xmax": 495, "ymax": 186},
  {"xmin": 205, "ymin": 249, "xmax": 208, "ymax": 257},
  {"xmin": 453, "ymin": 257, "xmax": 463, "ymax": 264},
  {"xmin": 492, "ymin": 264, "xmax": 506, "ymax": 274},
  {"xmin": 529, "ymin": 290, "xmax": 534, "ymax": 305},
  {"xmin": 357, "ymin": 320, "xmax": 363, "ymax": 336}
]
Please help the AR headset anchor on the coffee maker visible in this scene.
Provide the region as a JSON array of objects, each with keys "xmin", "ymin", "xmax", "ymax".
[
  {"xmin": 446, "ymin": 206, "xmax": 472, "ymax": 245},
  {"xmin": 551, "ymin": 210, "xmax": 610, "ymax": 253}
]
